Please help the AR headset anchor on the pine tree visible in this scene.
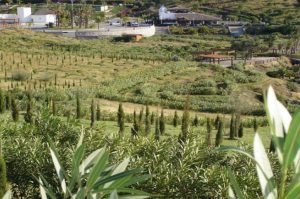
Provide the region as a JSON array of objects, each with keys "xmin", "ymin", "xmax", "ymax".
[
  {"xmin": 131, "ymin": 110, "xmax": 139, "ymax": 137},
  {"xmin": 0, "ymin": 90, "xmax": 4, "ymax": 113},
  {"xmin": 173, "ymin": 111, "xmax": 179, "ymax": 127},
  {"xmin": 253, "ymin": 117, "xmax": 258, "ymax": 132},
  {"xmin": 96, "ymin": 104, "xmax": 101, "ymax": 121},
  {"xmin": 145, "ymin": 105, "xmax": 151, "ymax": 135},
  {"xmin": 215, "ymin": 119, "xmax": 224, "ymax": 147},
  {"xmin": 90, "ymin": 99, "xmax": 95, "ymax": 128},
  {"xmin": 150, "ymin": 112, "xmax": 155, "ymax": 125},
  {"xmin": 11, "ymin": 96, "xmax": 19, "ymax": 122},
  {"xmin": 229, "ymin": 114, "xmax": 235, "ymax": 140},
  {"xmin": 155, "ymin": 117, "xmax": 160, "ymax": 141},
  {"xmin": 117, "ymin": 103, "xmax": 125, "ymax": 137},
  {"xmin": 0, "ymin": 155, "xmax": 7, "ymax": 198},
  {"xmin": 76, "ymin": 94, "xmax": 81, "ymax": 119},
  {"xmin": 193, "ymin": 115, "xmax": 199, "ymax": 127},
  {"xmin": 159, "ymin": 110, "xmax": 165, "ymax": 135},
  {"xmin": 206, "ymin": 118, "xmax": 212, "ymax": 146},
  {"xmin": 24, "ymin": 93, "xmax": 33, "ymax": 124},
  {"xmin": 238, "ymin": 122, "xmax": 244, "ymax": 138},
  {"xmin": 5, "ymin": 94, "xmax": 10, "ymax": 110}
]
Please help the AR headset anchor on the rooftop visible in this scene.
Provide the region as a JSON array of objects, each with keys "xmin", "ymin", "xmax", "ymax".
[
  {"xmin": 34, "ymin": 8, "xmax": 55, "ymax": 15},
  {"xmin": 175, "ymin": 13, "xmax": 221, "ymax": 21}
]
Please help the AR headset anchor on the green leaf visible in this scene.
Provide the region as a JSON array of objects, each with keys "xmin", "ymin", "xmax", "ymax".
[
  {"xmin": 285, "ymin": 182, "xmax": 300, "ymax": 199},
  {"xmin": 75, "ymin": 188, "xmax": 85, "ymax": 199},
  {"xmin": 110, "ymin": 190, "xmax": 119, "ymax": 199},
  {"xmin": 2, "ymin": 190, "xmax": 12, "ymax": 199},
  {"xmin": 39, "ymin": 177, "xmax": 48, "ymax": 199},
  {"xmin": 104, "ymin": 158, "xmax": 130, "ymax": 188},
  {"xmin": 253, "ymin": 133, "xmax": 277, "ymax": 199},
  {"xmin": 86, "ymin": 149, "xmax": 108, "ymax": 190},
  {"xmin": 49, "ymin": 146, "xmax": 67, "ymax": 194},
  {"xmin": 80, "ymin": 148, "xmax": 105, "ymax": 175},
  {"xmin": 93, "ymin": 169, "xmax": 142, "ymax": 190},
  {"xmin": 227, "ymin": 169, "xmax": 246, "ymax": 199},
  {"xmin": 96, "ymin": 188, "xmax": 153, "ymax": 197},
  {"xmin": 76, "ymin": 128, "xmax": 84, "ymax": 150},
  {"xmin": 265, "ymin": 86, "xmax": 292, "ymax": 164},
  {"xmin": 284, "ymin": 110, "xmax": 300, "ymax": 171},
  {"xmin": 229, "ymin": 186, "xmax": 236, "ymax": 199},
  {"xmin": 69, "ymin": 145, "xmax": 85, "ymax": 191}
]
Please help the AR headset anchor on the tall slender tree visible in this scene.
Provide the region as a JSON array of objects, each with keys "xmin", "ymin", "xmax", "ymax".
[
  {"xmin": 206, "ymin": 118, "xmax": 212, "ymax": 146},
  {"xmin": 229, "ymin": 114, "xmax": 235, "ymax": 140},
  {"xmin": 52, "ymin": 99, "xmax": 56, "ymax": 116},
  {"xmin": 90, "ymin": 99, "xmax": 95, "ymax": 128},
  {"xmin": 145, "ymin": 105, "xmax": 151, "ymax": 135},
  {"xmin": 155, "ymin": 117, "xmax": 160, "ymax": 141},
  {"xmin": 0, "ymin": 90, "xmax": 4, "ymax": 113},
  {"xmin": 24, "ymin": 93, "xmax": 33, "ymax": 124},
  {"xmin": 179, "ymin": 104, "xmax": 190, "ymax": 143},
  {"xmin": 173, "ymin": 111, "xmax": 179, "ymax": 127},
  {"xmin": 118, "ymin": 103, "xmax": 125, "ymax": 137},
  {"xmin": 4, "ymin": 93, "xmax": 10, "ymax": 110},
  {"xmin": 159, "ymin": 110, "xmax": 165, "ymax": 135},
  {"xmin": 96, "ymin": 104, "xmax": 101, "ymax": 121},
  {"xmin": 193, "ymin": 115, "xmax": 199, "ymax": 127},
  {"xmin": 150, "ymin": 112, "xmax": 155, "ymax": 125},
  {"xmin": 215, "ymin": 119, "xmax": 224, "ymax": 147},
  {"xmin": 238, "ymin": 122, "xmax": 244, "ymax": 138},
  {"xmin": 11, "ymin": 96, "xmax": 19, "ymax": 122},
  {"xmin": 131, "ymin": 110, "xmax": 139, "ymax": 137},
  {"xmin": 253, "ymin": 117, "xmax": 258, "ymax": 132},
  {"xmin": 76, "ymin": 94, "xmax": 81, "ymax": 119}
]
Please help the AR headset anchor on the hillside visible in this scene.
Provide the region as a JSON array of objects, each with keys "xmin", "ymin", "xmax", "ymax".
[{"xmin": 0, "ymin": 29, "xmax": 298, "ymax": 116}]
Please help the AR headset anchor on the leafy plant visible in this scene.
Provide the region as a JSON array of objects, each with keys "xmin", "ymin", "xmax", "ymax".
[
  {"xmin": 219, "ymin": 86, "xmax": 300, "ymax": 199},
  {"xmin": 38, "ymin": 132, "xmax": 151, "ymax": 199}
]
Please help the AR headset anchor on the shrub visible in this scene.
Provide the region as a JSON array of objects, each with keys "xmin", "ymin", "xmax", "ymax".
[{"xmin": 11, "ymin": 71, "xmax": 30, "ymax": 81}]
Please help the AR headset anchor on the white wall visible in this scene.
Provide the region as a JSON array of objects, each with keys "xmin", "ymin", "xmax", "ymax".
[
  {"xmin": 17, "ymin": 7, "xmax": 32, "ymax": 23},
  {"xmin": 31, "ymin": 14, "xmax": 56, "ymax": 25},
  {"xmin": 0, "ymin": 14, "xmax": 17, "ymax": 19},
  {"xmin": 100, "ymin": 5, "xmax": 108, "ymax": 12}
]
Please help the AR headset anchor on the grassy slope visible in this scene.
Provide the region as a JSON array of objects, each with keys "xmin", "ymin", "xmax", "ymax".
[{"xmin": 0, "ymin": 29, "xmax": 297, "ymax": 116}]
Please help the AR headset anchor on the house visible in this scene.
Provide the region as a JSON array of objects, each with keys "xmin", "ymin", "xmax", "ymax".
[
  {"xmin": 0, "ymin": 7, "xmax": 56, "ymax": 27},
  {"xmin": 228, "ymin": 26, "xmax": 245, "ymax": 37},
  {"xmin": 159, "ymin": 5, "xmax": 221, "ymax": 26},
  {"xmin": 31, "ymin": 8, "xmax": 56, "ymax": 26}
]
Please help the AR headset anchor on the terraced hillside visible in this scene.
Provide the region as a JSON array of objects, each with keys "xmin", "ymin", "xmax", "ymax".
[{"xmin": 0, "ymin": 28, "xmax": 297, "ymax": 116}]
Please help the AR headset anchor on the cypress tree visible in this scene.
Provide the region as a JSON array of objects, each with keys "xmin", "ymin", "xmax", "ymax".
[
  {"xmin": 11, "ymin": 96, "xmax": 19, "ymax": 122},
  {"xmin": 145, "ymin": 105, "xmax": 151, "ymax": 135},
  {"xmin": 76, "ymin": 94, "xmax": 81, "ymax": 119},
  {"xmin": 159, "ymin": 110, "xmax": 165, "ymax": 135},
  {"xmin": 238, "ymin": 122, "xmax": 244, "ymax": 138},
  {"xmin": 90, "ymin": 99, "xmax": 95, "ymax": 128},
  {"xmin": 173, "ymin": 111, "xmax": 179, "ymax": 127},
  {"xmin": 193, "ymin": 115, "xmax": 199, "ymax": 127},
  {"xmin": 179, "ymin": 105, "xmax": 190, "ymax": 143},
  {"xmin": 214, "ymin": 115, "xmax": 220, "ymax": 129},
  {"xmin": 24, "ymin": 93, "xmax": 33, "ymax": 124},
  {"xmin": 155, "ymin": 117, "xmax": 160, "ymax": 141},
  {"xmin": 234, "ymin": 114, "xmax": 240, "ymax": 137},
  {"xmin": 206, "ymin": 118, "xmax": 212, "ymax": 146},
  {"xmin": 0, "ymin": 90, "xmax": 4, "ymax": 113},
  {"xmin": 131, "ymin": 110, "xmax": 139, "ymax": 137},
  {"xmin": 215, "ymin": 119, "xmax": 224, "ymax": 147},
  {"xmin": 117, "ymin": 103, "xmax": 125, "ymax": 137},
  {"xmin": 5, "ymin": 94, "xmax": 10, "ymax": 110},
  {"xmin": 96, "ymin": 104, "xmax": 101, "ymax": 121},
  {"xmin": 150, "ymin": 112, "xmax": 155, "ymax": 125},
  {"xmin": 139, "ymin": 108, "xmax": 144, "ymax": 133},
  {"xmin": 0, "ymin": 155, "xmax": 7, "ymax": 198},
  {"xmin": 269, "ymin": 139, "xmax": 275, "ymax": 153},
  {"xmin": 52, "ymin": 99, "xmax": 56, "ymax": 116},
  {"xmin": 253, "ymin": 117, "xmax": 258, "ymax": 132},
  {"xmin": 229, "ymin": 114, "xmax": 235, "ymax": 140}
]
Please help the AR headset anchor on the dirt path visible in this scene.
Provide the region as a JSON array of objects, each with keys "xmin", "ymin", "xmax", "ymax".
[{"xmin": 96, "ymin": 98, "xmax": 257, "ymax": 119}]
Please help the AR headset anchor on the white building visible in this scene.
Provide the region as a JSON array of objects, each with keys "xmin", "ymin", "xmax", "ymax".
[
  {"xmin": 31, "ymin": 8, "xmax": 56, "ymax": 26},
  {"xmin": 0, "ymin": 7, "xmax": 56, "ymax": 27}
]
